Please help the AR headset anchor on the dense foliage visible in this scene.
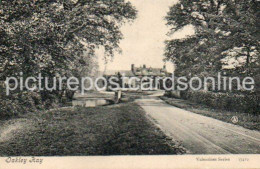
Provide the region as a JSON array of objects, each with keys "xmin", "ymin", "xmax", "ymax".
[
  {"xmin": 181, "ymin": 90, "xmax": 259, "ymax": 115},
  {"xmin": 0, "ymin": 0, "xmax": 137, "ymax": 118},
  {"xmin": 165, "ymin": 0, "xmax": 259, "ymax": 81},
  {"xmin": 165, "ymin": 0, "xmax": 259, "ymax": 114}
]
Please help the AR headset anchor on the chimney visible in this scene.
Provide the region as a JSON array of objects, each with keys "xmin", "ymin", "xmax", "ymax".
[
  {"xmin": 143, "ymin": 64, "xmax": 146, "ymax": 68},
  {"xmin": 163, "ymin": 65, "xmax": 166, "ymax": 69},
  {"xmin": 131, "ymin": 64, "xmax": 135, "ymax": 72}
]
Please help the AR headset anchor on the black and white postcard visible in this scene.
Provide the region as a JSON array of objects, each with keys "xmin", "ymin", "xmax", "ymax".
[{"xmin": 0, "ymin": 0, "xmax": 259, "ymax": 169}]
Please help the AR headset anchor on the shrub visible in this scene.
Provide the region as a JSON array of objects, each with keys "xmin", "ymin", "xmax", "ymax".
[
  {"xmin": 0, "ymin": 83, "xmax": 43, "ymax": 118},
  {"xmin": 0, "ymin": 92, "xmax": 40, "ymax": 118},
  {"xmin": 177, "ymin": 90, "xmax": 259, "ymax": 115}
]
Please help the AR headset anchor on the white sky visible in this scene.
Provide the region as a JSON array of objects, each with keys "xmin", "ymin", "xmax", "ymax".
[{"xmin": 98, "ymin": 0, "xmax": 195, "ymax": 73}]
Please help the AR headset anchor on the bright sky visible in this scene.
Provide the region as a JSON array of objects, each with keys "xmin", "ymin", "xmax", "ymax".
[{"xmin": 98, "ymin": 0, "xmax": 194, "ymax": 73}]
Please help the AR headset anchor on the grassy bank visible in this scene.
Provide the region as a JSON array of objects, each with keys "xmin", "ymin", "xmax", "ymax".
[
  {"xmin": 0, "ymin": 102, "xmax": 185, "ymax": 156},
  {"xmin": 160, "ymin": 96, "xmax": 260, "ymax": 131}
]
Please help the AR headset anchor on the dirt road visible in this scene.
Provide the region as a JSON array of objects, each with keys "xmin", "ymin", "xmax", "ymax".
[{"xmin": 137, "ymin": 97, "xmax": 260, "ymax": 154}]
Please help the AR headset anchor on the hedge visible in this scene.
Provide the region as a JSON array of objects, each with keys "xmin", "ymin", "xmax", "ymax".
[{"xmin": 167, "ymin": 90, "xmax": 259, "ymax": 115}]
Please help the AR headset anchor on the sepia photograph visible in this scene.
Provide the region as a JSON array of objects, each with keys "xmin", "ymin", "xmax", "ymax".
[{"xmin": 0, "ymin": 0, "xmax": 259, "ymax": 168}]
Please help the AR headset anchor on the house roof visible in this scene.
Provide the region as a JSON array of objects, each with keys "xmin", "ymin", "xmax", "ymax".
[
  {"xmin": 133, "ymin": 67, "xmax": 169, "ymax": 76},
  {"xmin": 104, "ymin": 70, "xmax": 135, "ymax": 77},
  {"xmin": 102, "ymin": 64, "xmax": 171, "ymax": 77}
]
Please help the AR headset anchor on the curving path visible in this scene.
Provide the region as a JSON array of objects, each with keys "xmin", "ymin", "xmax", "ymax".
[{"xmin": 137, "ymin": 96, "xmax": 260, "ymax": 154}]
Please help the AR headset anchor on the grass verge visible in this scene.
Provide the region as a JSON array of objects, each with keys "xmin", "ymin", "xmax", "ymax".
[
  {"xmin": 0, "ymin": 102, "xmax": 185, "ymax": 156},
  {"xmin": 160, "ymin": 96, "xmax": 260, "ymax": 131}
]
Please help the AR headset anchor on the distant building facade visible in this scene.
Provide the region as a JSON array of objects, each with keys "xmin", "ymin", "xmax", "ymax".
[{"xmin": 104, "ymin": 64, "xmax": 171, "ymax": 90}]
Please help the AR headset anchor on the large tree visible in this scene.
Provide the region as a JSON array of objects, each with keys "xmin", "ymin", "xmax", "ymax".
[
  {"xmin": 165, "ymin": 0, "xmax": 259, "ymax": 78},
  {"xmin": 0, "ymin": 0, "xmax": 137, "ymax": 116}
]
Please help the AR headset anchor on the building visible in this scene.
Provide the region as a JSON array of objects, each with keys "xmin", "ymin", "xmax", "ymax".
[{"xmin": 104, "ymin": 64, "xmax": 171, "ymax": 90}]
